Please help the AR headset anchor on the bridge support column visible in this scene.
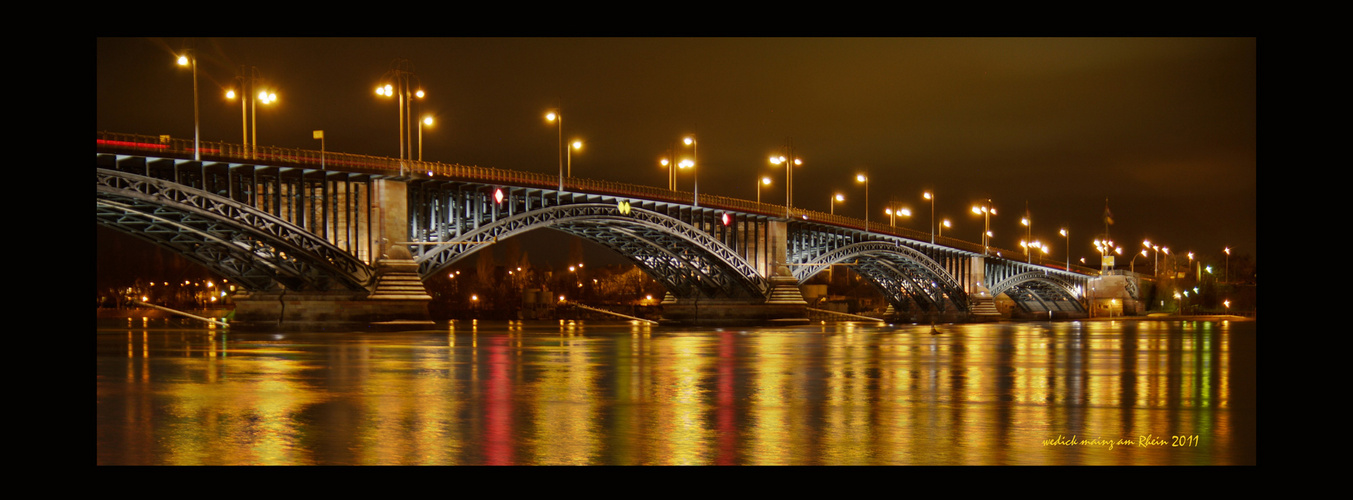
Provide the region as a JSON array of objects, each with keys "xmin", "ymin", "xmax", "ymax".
[
  {"xmin": 660, "ymin": 219, "xmax": 808, "ymax": 326},
  {"xmin": 967, "ymin": 255, "xmax": 1002, "ymax": 321},
  {"xmin": 1086, "ymin": 274, "xmax": 1143, "ymax": 318},
  {"xmin": 231, "ymin": 178, "xmax": 433, "ymax": 330}
]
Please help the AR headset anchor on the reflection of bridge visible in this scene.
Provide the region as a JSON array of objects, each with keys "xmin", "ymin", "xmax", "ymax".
[{"xmin": 96, "ymin": 132, "xmax": 1093, "ymax": 326}]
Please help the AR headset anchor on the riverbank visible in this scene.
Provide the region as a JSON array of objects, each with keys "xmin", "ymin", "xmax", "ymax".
[{"xmin": 96, "ymin": 307, "xmax": 233, "ymax": 320}]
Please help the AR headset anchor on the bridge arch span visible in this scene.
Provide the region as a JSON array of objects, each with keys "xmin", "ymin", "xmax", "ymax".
[
  {"xmin": 97, "ymin": 168, "xmax": 374, "ymax": 292},
  {"xmin": 989, "ymin": 271, "xmax": 1086, "ymax": 314},
  {"xmin": 793, "ymin": 241, "xmax": 969, "ymax": 314},
  {"xmin": 413, "ymin": 203, "xmax": 771, "ymax": 300}
]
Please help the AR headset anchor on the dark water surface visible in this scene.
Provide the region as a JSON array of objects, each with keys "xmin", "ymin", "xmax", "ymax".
[{"xmin": 96, "ymin": 317, "xmax": 1256, "ymax": 465}]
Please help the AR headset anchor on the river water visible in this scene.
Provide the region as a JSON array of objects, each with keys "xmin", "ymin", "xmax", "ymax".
[{"xmin": 96, "ymin": 317, "xmax": 1256, "ymax": 465}]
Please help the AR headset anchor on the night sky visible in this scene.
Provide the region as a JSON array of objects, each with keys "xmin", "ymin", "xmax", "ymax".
[{"xmin": 97, "ymin": 37, "xmax": 1255, "ymax": 277}]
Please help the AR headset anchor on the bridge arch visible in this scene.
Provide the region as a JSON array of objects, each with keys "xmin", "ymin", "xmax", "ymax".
[
  {"xmin": 413, "ymin": 203, "xmax": 771, "ymax": 300},
  {"xmin": 793, "ymin": 241, "xmax": 969, "ymax": 313},
  {"xmin": 97, "ymin": 168, "xmax": 374, "ymax": 292},
  {"xmin": 989, "ymin": 271, "xmax": 1086, "ymax": 314}
]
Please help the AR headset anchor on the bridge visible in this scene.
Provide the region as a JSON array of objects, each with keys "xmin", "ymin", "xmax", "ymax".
[{"xmin": 96, "ymin": 131, "xmax": 1097, "ymax": 326}]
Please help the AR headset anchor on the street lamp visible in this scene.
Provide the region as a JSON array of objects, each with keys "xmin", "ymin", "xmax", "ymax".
[
  {"xmin": 856, "ymin": 173, "xmax": 869, "ymax": 232},
  {"xmin": 175, "ymin": 50, "xmax": 199, "ymax": 161},
  {"xmin": 939, "ymin": 219, "xmax": 951, "ymax": 238},
  {"xmin": 1021, "ymin": 204, "xmax": 1033, "ymax": 263},
  {"xmin": 757, "ymin": 176, "xmax": 771, "ymax": 204},
  {"xmin": 884, "ymin": 206, "xmax": 910, "ymax": 228},
  {"xmin": 659, "ymin": 146, "xmax": 676, "ymax": 191},
  {"xmin": 419, "ymin": 116, "xmax": 433, "ymax": 162},
  {"xmin": 923, "ymin": 191, "xmax": 935, "ymax": 243},
  {"xmin": 1059, "ymin": 228, "xmax": 1069, "ymax": 270},
  {"xmin": 226, "ymin": 66, "xmax": 276, "ymax": 160},
  {"xmin": 769, "ymin": 140, "xmax": 803, "ymax": 218},
  {"xmin": 1224, "ymin": 246, "xmax": 1231, "ymax": 283},
  {"xmin": 1143, "ymin": 240, "xmax": 1159, "ymax": 277},
  {"xmin": 376, "ymin": 58, "xmax": 424, "ymax": 175},
  {"xmin": 568, "ymin": 139, "xmax": 583, "ymax": 178},
  {"xmin": 546, "ymin": 110, "xmax": 563, "ymax": 192},
  {"xmin": 683, "ymin": 136, "xmax": 698, "ymax": 207},
  {"xmin": 971, "ymin": 200, "xmax": 996, "ymax": 256},
  {"xmin": 1094, "ymin": 238, "xmax": 1120, "ymax": 272},
  {"xmin": 830, "ymin": 193, "xmax": 844, "ymax": 215}
]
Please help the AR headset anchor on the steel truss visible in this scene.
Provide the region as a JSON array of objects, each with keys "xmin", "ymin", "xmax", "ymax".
[
  {"xmin": 413, "ymin": 203, "xmax": 771, "ymax": 300},
  {"xmin": 97, "ymin": 169, "xmax": 373, "ymax": 292},
  {"xmin": 794, "ymin": 240, "xmax": 969, "ymax": 313},
  {"xmin": 989, "ymin": 271, "xmax": 1087, "ymax": 313}
]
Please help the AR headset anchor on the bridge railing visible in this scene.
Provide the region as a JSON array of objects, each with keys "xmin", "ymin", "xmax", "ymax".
[{"xmin": 97, "ymin": 131, "xmax": 1100, "ymax": 276}]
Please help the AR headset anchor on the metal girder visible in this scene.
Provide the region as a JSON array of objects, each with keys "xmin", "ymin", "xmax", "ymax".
[
  {"xmin": 97, "ymin": 169, "xmax": 373, "ymax": 292},
  {"xmin": 413, "ymin": 203, "xmax": 770, "ymax": 299},
  {"xmin": 793, "ymin": 240, "xmax": 969, "ymax": 313},
  {"xmin": 989, "ymin": 271, "xmax": 1086, "ymax": 313}
]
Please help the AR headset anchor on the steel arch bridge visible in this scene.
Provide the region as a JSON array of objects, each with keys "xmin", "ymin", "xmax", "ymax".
[{"xmin": 96, "ymin": 134, "xmax": 1093, "ymax": 318}]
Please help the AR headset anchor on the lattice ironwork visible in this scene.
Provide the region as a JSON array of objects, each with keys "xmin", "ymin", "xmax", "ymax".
[
  {"xmin": 793, "ymin": 240, "xmax": 969, "ymax": 313},
  {"xmin": 989, "ymin": 271, "xmax": 1086, "ymax": 313},
  {"xmin": 97, "ymin": 169, "xmax": 373, "ymax": 292},
  {"xmin": 413, "ymin": 203, "xmax": 771, "ymax": 299}
]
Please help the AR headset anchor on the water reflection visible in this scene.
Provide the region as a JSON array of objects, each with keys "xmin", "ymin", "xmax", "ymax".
[{"xmin": 96, "ymin": 319, "xmax": 1256, "ymax": 465}]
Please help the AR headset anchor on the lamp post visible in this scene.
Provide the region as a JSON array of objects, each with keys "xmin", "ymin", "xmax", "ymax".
[
  {"xmin": 226, "ymin": 66, "xmax": 276, "ymax": 160},
  {"xmin": 1095, "ymin": 238, "xmax": 1121, "ymax": 272},
  {"xmin": 757, "ymin": 176, "xmax": 771, "ymax": 204},
  {"xmin": 175, "ymin": 51, "xmax": 199, "ymax": 161},
  {"xmin": 683, "ymin": 136, "xmax": 698, "ymax": 207},
  {"xmin": 923, "ymin": 191, "xmax": 935, "ymax": 243},
  {"xmin": 1059, "ymin": 228, "xmax": 1069, "ymax": 270},
  {"xmin": 1224, "ymin": 246, "xmax": 1231, "ymax": 283},
  {"xmin": 939, "ymin": 219, "xmax": 951, "ymax": 238},
  {"xmin": 830, "ymin": 193, "xmax": 844, "ymax": 215},
  {"xmin": 568, "ymin": 139, "xmax": 582, "ymax": 178},
  {"xmin": 1021, "ymin": 204, "xmax": 1033, "ymax": 263},
  {"xmin": 659, "ymin": 145, "xmax": 676, "ymax": 191},
  {"xmin": 545, "ymin": 110, "xmax": 565, "ymax": 192},
  {"xmin": 769, "ymin": 140, "xmax": 803, "ymax": 219},
  {"xmin": 418, "ymin": 116, "xmax": 433, "ymax": 162},
  {"xmin": 856, "ymin": 173, "xmax": 869, "ymax": 232},
  {"xmin": 884, "ymin": 206, "xmax": 910, "ymax": 228},
  {"xmin": 376, "ymin": 58, "xmax": 423, "ymax": 176},
  {"xmin": 1143, "ymin": 240, "xmax": 1159, "ymax": 277},
  {"xmin": 971, "ymin": 200, "xmax": 996, "ymax": 256}
]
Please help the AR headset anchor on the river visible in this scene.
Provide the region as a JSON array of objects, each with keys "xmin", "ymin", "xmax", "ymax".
[{"xmin": 96, "ymin": 317, "xmax": 1256, "ymax": 465}]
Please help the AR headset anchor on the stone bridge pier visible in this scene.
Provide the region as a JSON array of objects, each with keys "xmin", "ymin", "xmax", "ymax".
[
  {"xmin": 231, "ymin": 178, "xmax": 435, "ymax": 329},
  {"xmin": 659, "ymin": 219, "xmax": 808, "ymax": 326}
]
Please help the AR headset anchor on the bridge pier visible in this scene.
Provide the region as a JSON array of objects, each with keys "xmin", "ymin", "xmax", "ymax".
[
  {"xmin": 660, "ymin": 220, "xmax": 809, "ymax": 326},
  {"xmin": 967, "ymin": 256, "xmax": 1002, "ymax": 321},
  {"xmin": 231, "ymin": 178, "xmax": 434, "ymax": 330}
]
